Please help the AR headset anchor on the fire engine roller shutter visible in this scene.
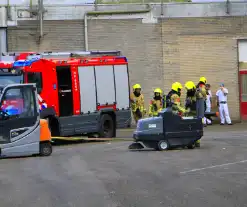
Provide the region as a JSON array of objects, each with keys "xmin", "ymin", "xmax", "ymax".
[
  {"xmin": 95, "ymin": 65, "xmax": 115, "ymax": 105},
  {"xmin": 114, "ymin": 65, "xmax": 129, "ymax": 109},
  {"xmin": 78, "ymin": 66, "xmax": 97, "ymax": 113}
]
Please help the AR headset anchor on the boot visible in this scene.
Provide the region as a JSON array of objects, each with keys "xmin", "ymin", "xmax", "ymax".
[{"xmin": 195, "ymin": 140, "xmax": 200, "ymax": 148}]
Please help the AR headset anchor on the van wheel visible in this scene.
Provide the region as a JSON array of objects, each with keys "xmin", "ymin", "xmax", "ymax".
[
  {"xmin": 40, "ymin": 142, "xmax": 52, "ymax": 156},
  {"xmin": 157, "ymin": 140, "xmax": 169, "ymax": 151},
  {"xmin": 99, "ymin": 114, "xmax": 114, "ymax": 138}
]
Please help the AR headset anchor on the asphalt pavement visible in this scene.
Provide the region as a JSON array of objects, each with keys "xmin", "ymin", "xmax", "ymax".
[{"xmin": 1, "ymin": 124, "xmax": 247, "ymax": 207}]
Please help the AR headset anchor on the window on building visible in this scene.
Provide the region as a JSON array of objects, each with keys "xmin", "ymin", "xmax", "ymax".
[{"xmin": 27, "ymin": 72, "xmax": 43, "ymax": 93}]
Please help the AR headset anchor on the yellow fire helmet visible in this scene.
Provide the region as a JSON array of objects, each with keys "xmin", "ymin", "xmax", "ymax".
[
  {"xmin": 171, "ymin": 82, "xmax": 183, "ymax": 92},
  {"xmin": 154, "ymin": 88, "xmax": 162, "ymax": 94},
  {"xmin": 185, "ymin": 81, "xmax": 196, "ymax": 90},
  {"xmin": 199, "ymin": 77, "xmax": 207, "ymax": 84},
  {"xmin": 176, "ymin": 82, "xmax": 183, "ymax": 89},
  {"xmin": 133, "ymin": 84, "xmax": 141, "ymax": 90}
]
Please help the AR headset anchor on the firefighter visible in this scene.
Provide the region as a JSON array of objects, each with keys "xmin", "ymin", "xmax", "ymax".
[
  {"xmin": 185, "ymin": 81, "xmax": 201, "ymax": 148},
  {"xmin": 196, "ymin": 76, "xmax": 207, "ymax": 127},
  {"xmin": 169, "ymin": 82, "xmax": 188, "ymax": 115},
  {"xmin": 164, "ymin": 82, "xmax": 183, "ymax": 109},
  {"xmin": 184, "ymin": 81, "xmax": 197, "ymax": 116},
  {"xmin": 149, "ymin": 88, "xmax": 163, "ymax": 117},
  {"xmin": 130, "ymin": 84, "xmax": 145, "ymax": 123}
]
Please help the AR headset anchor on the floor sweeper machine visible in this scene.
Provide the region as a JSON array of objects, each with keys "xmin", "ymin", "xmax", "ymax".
[
  {"xmin": 0, "ymin": 83, "xmax": 52, "ymax": 158},
  {"xmin": 129, "ymin": 108, "xmax": 203, "ymax": 151}
]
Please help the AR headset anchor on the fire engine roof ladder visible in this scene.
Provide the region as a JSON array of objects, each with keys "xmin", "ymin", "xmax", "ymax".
[
  {"xmin": 27, "ymin": 51, "xmax": 122, "ymax": 59},
  {"xmin": 0, "ymin": 52, "xmax": 20, "ymax": 61},
  {"xmin": 1, "ymin": 50, "xmax": 121, "ymax": 58}
]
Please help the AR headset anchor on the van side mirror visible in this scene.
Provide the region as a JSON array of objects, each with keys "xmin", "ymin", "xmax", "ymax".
[
  {"xmin": 0, "ymin": 110, "xmax": 10, "ymax": 120},
  {"xmin": 0, "ymin": 112, "xmax": 4, "ymax": 120}
]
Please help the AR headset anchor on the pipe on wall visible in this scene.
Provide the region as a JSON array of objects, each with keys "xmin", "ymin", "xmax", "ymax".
[
  {"xmin": 38, "ymin": 0, "xmax": 43, "ymax": 38},
  {"xmin": 84, "ymin": 4, "xmax": 151, "ymax": 51},
  {"xmin": 226, "ymin": 0, "xmax": 230, "ymax": 14},
  {"xmin": 6, "ymin": 0, "xmax": 11, "ymax": 19}
]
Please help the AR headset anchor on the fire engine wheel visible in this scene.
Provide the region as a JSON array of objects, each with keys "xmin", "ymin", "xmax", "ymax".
[
  {"xmin": 40, "ymin": 142, "xmax": 52, "ymax": 156},
  {"xmin": 99, "ymin": 114, "xmax": 114, "ymax": 138}
]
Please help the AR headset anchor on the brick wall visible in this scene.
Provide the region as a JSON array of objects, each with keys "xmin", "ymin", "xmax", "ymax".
[
  {"xmin": 7, "ymin": 17, "xmax": 247, "ymax": 120},
  {"xmin": 7, "ymin": 19, "xmax": 164, "ymax": 113},
  {"xmin": 87, "ymin": 19, "xmax": 163, "ymax": 108},
  {"xmin": 160, "ymin": 17, "xmax": 244, "ymax": 120},
  {"xmin": 8, "ymin": 20, "xmax": 85, "ymax": 52}
]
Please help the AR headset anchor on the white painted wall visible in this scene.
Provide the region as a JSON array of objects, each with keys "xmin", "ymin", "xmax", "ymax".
[
  {"xmin": 4, "ymin": 0, "xmax": 247, "ymax": 4},
  {"xmin": 1, "ymin": 1, "xmax": 247, "ymax": 23},
  {"xmin": 1, "ymin": 0, "xmax": 95, "ymax": 5},
  {"xmin": 191, "ymin": 0, "xmax": 247, "ymax": 2},
  {"xmin": 238, "ymin": 41, "xmax": 247, "ymax": 62}
]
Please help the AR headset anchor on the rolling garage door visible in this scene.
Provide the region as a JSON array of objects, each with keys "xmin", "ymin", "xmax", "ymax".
[
  {"xmin": 0, "ymin": 28, "xmax": 7, "ymax": 60},
  {"xmin": 238, "ymin": 40, "xmax": 247, "ymax": 120}
]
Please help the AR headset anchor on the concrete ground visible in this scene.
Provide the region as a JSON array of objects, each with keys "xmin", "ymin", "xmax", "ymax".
[{"xmin": 1, "ymin": 124, "xmax": 247, "ymax": 207}]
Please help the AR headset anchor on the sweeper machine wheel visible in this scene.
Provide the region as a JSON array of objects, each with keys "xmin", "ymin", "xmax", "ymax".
[
  {"xmin": 157, "ymin": 140, "xmax": 169, "ymax": 151},
  {"xmin": 187, "ymin": 142, "xmax": 196, "ymax": 149}
]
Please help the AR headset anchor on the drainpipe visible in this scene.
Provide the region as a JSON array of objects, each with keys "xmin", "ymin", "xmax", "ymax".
[
  {"xmin": 226, "ymin": 0, "xmax": 230, "ymax": 14},
  {"xmin": 29, "ymin": 0, "xmax": 33, "ymax": 17},
  {"xmin": 30, "ymin": 0, "xmax": 33, "ymax": 9},
  {"xmin": 6, "ymin": 0, "xmax": 11, "ymax": 20},
  {"xmin": 84, "ymin": 4, "xmax": 151, "ymax": 51},
  {"xmin": 38, "ymin": 0, "xmax": 44, "ymax": 38},
  {"xmin": 84, "ymin": 13, "xmax": 89, "ymax": 51}
]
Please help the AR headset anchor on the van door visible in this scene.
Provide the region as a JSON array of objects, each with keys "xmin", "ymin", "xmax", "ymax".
[
  {"xmin": 56, "ymin": 66, "xmax": 73, "ymax": 117},
  {"xmin": 0, "ymin": 84, "xmax": 40, "ymax": 157}
]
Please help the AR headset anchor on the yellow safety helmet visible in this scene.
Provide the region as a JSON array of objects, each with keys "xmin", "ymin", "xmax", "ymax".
[
  {"xmin": 176, "ymin": 82, "xmax": 183, "ymax": 89},
  {"xmin": 199, "ymin": 77, "xmax": 207, "ymax": 84},
  {"xmin": 154, "ymin": 88, "xmax": 162, "ymax": 94},
  {"xmin": 185, "ymin": 81, "xmax": 196, "ymax": 90},
  {"xmin": 171, "ymin": 82, "xmax": 183, "ymax": 92},
  {"xmin": 133, "ymin": 84, "xmax": 141, "ymax": 90}
]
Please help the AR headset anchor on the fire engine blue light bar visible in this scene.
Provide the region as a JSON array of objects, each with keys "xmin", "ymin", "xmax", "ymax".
[{"xmin": 13, "ymin": 59, "xmax": 39, "ymax": 67}]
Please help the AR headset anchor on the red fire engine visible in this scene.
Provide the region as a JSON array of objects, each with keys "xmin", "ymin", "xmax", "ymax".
[{"xmin": 0, "ymin": 51, "xmax": 131, "ymax": 137}]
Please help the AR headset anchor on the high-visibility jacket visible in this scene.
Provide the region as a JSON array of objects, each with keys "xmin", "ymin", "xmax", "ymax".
[
  {"xmin": 163, "ymin": 90, "xmax": 176, "ymax": 108},
  {"xmin": 170, "ymin": 93, "xmax": 186, "ymax": 114},
  {"xmin": 185, "ymin": 95, "xmax": 197, "ymax": 116},
  {"xmin": 130, "ymin": 92, "xmax": 145, "ymax": 113},
  {"xmin": 196, "ymin": 83, "xmax": 207, "ymax": 99},
  {"xmin": 149, "ymin": 99, "xmax": 163, "ymax": 117}
]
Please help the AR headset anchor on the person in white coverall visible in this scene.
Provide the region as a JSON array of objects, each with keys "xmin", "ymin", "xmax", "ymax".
[
  {"xmin": 216, "ymin": 83, "xmax": 232, "ymax": 125},
  {"xmin": 205, "ymin": 84, "xmax": 212, "ymax": 112}
]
